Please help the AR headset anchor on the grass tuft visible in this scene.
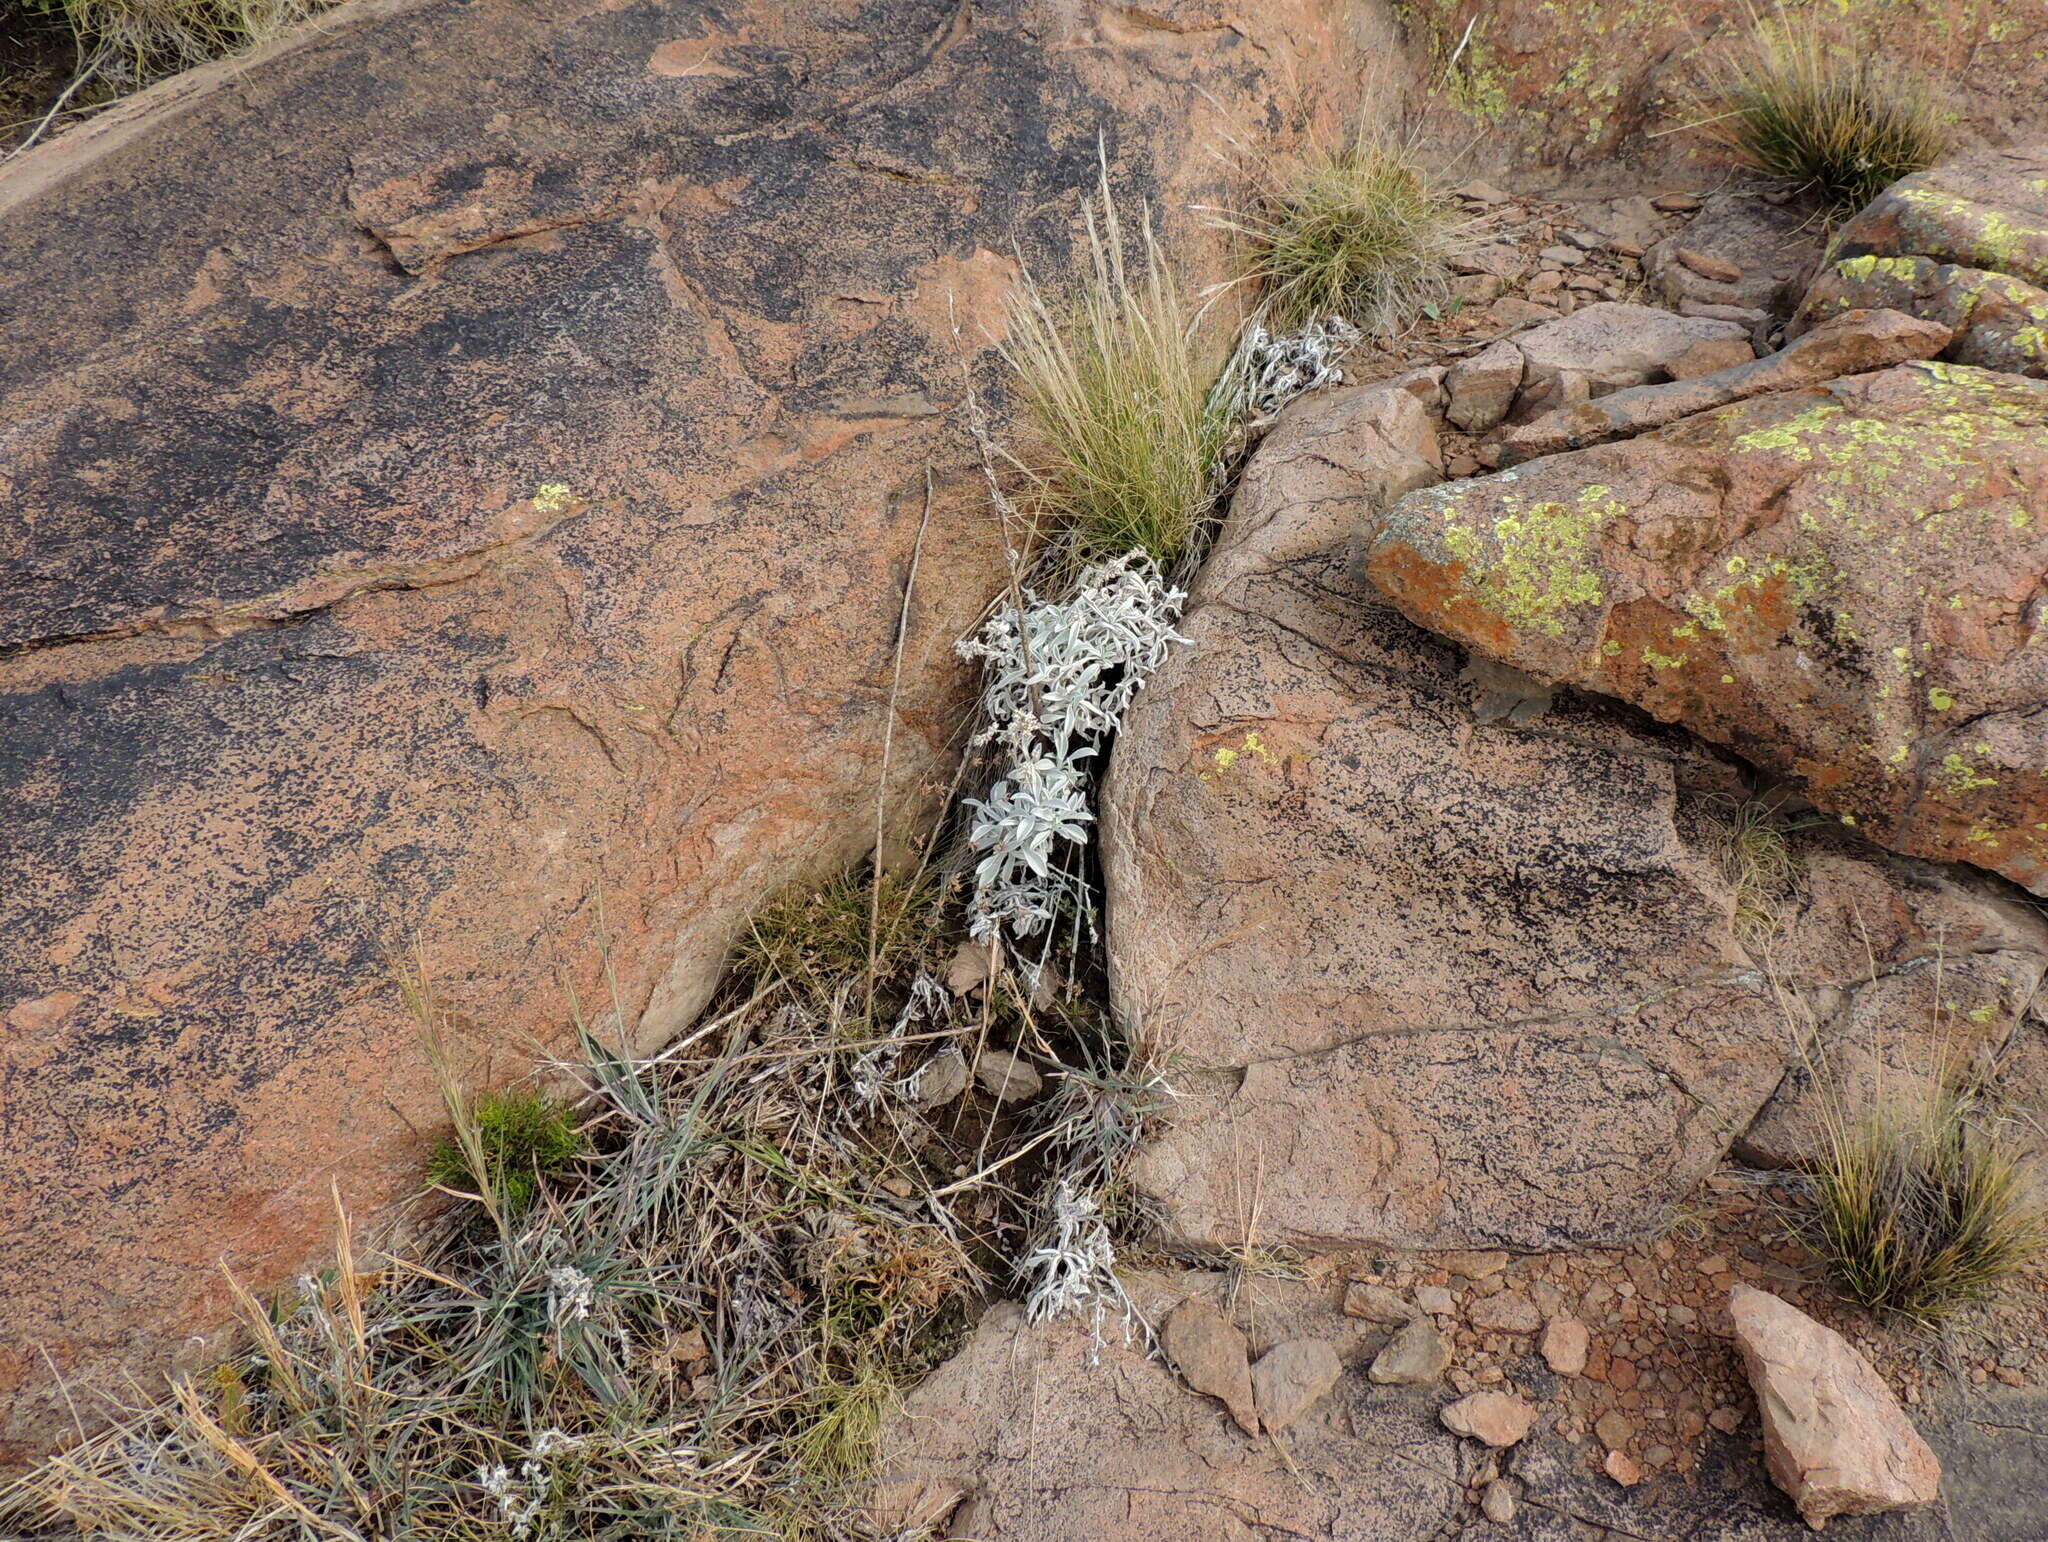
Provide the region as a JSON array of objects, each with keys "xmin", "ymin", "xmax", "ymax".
[
  {"xmin": 1715, "ymin": 792, "xmax": 1803, "ymax": 945},
  {"xmin": 1221, "ymin": 130, "xmax": 1464, "ymax": 337},
  {"xmin": 1806, "ymin": 1079, "xmax": 2043, "ymax": 1322},
  {"xmin": 427, "ymin": 1087, "xmax": 587, "ymax": 1216},
  {"xmin": 735, "ymin": 865, "xmax": 943, "ymax": 1018},
  {"xmin": 1702, "ymin": 15, "xmax": 1946, "ymax": 217},
  {"xmin": 1000, "ymin": 167, "xmax": 1233, "ymax": 570}
]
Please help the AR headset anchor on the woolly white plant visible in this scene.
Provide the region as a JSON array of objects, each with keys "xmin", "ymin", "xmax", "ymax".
[
  {"xmin": 1019, "ymin": 1178, "xmax": 1131, "ymax": 1332},
  {"xmin": 1228, "ymin": 314, "xmax": 1361, "ymax": 424},
  {"xmin": 957, "ymin": 552, "xmax": 1187, "ymax": 945}
]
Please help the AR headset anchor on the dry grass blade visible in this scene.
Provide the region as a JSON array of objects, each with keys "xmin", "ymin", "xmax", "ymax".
[
  {"xmin": 1697, "ymin": 12, "xmax": 1945, "ymax": 217},
  {"xmin": 1217, "ymin": 128, "xmax": 1466, "ymax": 337},
  {"xmin": 999, "ymin": 163, "xmax": 1230, "ymax": 571}
]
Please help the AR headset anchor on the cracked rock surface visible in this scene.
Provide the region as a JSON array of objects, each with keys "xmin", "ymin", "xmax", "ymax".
[{"xmin": 0, "ymin": 0, "xmax": 1382, "ymax": 1461}]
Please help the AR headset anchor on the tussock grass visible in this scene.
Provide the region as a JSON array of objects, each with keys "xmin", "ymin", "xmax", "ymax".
[
  {"xmin": 1001, "ymin": 170, "xmax": 1234, "ymax": 571},
  {"xmin": 1806, "ymin": 1077, "xmax": 2043, "ymax": 1322},
  {"xmin": 1701, "ymin": 14, "xmax": 1946, "ymax": 217},
  {"xmin": 1219, "ymin": 130, "xmax": 1464, "ymax": 337},
  {"xmin": 5, "ymin": 862, "xmax": 1167, "ymax": 1540}
]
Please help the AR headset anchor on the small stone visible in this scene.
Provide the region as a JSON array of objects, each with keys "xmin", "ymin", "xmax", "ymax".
[
  {"xmin": 1449, "ymin": 1245, "xmax": 1515, "ymax": 1277},
  {"xmin": 1456, "ymin": 180, "xmax": 1513, "ymax": 205},
  {"xmin": 1595, "ymin": 1410, "xmax": 1634, "ymax": 1450},
  {"xmin": 1441, "ymin": 1391, "xmax": 1539, "ymax": 1448},
  {"xmin": 1677, "ymin": 299, "xmax": 1769, "ymax": 324},
  {"xmin": 1453, "ymin": 243, "xmax": 1532, "ymax": 282},
  {"xmin": 1481, "ymin": 1479, "xmax": 1517, "ymax": 1524},
  {"xmin": 1469, "ymin": 1293, "xmax": 1541, "ymax": 1334},
  {"xmin": 1371, "ymin": 1318, "xmax": 1451, "ymax": 1385},
  {"xmin": 907, "ymin": 1048, "xmax": 969, "ymax": 1110},
  {"xmin": 1653, "ymin": 192, "xmax": 1703, "ymax": 212},
  {"xmin": 878, "ymin": 1174, "xmax": 913, "ymax": 1198},
  {"xmin": 1610, "ymin": 238, "xmax": 1646, "ymax": 258},
  {"xmin": 1489, "ymin": 296, "xmax": 1557, "ymax": 327},
  {"xmin": 1566, "ymin": 230, "xmax": 1606, "ymax": 250},
  {"xmin": 1162, "ymin": 1299, "xmax": 1259, "ymax": 1436},
  {"xmin": 1539, "ymin": 245, "xmax": 1586, "ymax": 266},
  {"xmin": 1527, "ymin": 269, "xmax": 1566, "ymax": 297},
  {"xmin": 1455, "ymin": 272, "xmax": 1507, "ymax": 305},
  {"xmin": 1415, "ymin": 1284, "xmax": 1458, "ymax": 1316},
  {"xmin": 1541, "ymin": 1314, "xmax": 1590, "ymax": 1376},
  {"xmin": 1444, "ymin": 339, "xmax": 1524, "ymax": 434},
  {"xmin": 1251, "ymin": 1338, "xmax": 1343, "ymax": 1433},
  {"xmin": 945, "ymin": 938, "xmax": 990, "ymax": 996},
  {"xmin": 1447, "ymin": 453, "xmax": 1482, "ymax": 478},
  {"xmin": 1676, "ymin": 246, "xmax": 1743, "ymax": 283},
  {"xmin": 1605, "ymin": 1449, "xmax": 1645, "ymax": 1486},
  {"xmin": 973, "ymin": 1049, "xmax": 1042, "ymax": 1105},
  {"xmin": 1709, "ymin": 1404, "xmax": 1744, "ymax": 1434},
  {"xmin": 1343, "ymin": 1282, "xmax": 1418, "ymax": 1325},
  {"xmin": 1608, "ymin": 1357, "xmax": 1638, "ymax": 1392}
]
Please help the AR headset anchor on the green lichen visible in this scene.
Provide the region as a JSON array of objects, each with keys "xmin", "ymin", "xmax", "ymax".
[{"xmin": 1940, "ymin": 751, "xmax": 1998, "ymax": 793}]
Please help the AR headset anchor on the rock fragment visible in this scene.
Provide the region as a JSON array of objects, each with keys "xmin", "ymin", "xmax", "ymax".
[
  {"xmin": 973, "ymin": 1049, "xmax": 1042, "ymax": 1105},
  {"xmin": 1728, "ymin": 1284, "xmax": 1941, "ymax": 1529},
  {"xmin": 1344, "ymin": 1282, "xmax": 1419, "ymax": 1324},
  {"xmin": 908, "ymin": 1048, "xmax": 969, "ymax": 1110},
  {"xmin": 1468, "ymin": 1292, "xmax": 1541, "ymax": 1334},
  {"xmin": 1540, "ymin": 1314, "xmax": 1589, "ymax": 1376},
  {"xmin": 1510, "ymin": 301, "xmax": 1750, "ymax": 418},
  {"xmin": 1251, "ymin": 1338, "xmax": 1343, "ymax": 1432},
  {"xmin": 1441, "ymin": 1392, "xmax": 1539, "ymax": 1448},
  {"xmin": 1445, "ymin": 339, "xmax": 1525, "ymax": 433},
  {"xmin": 1370, "ymin": 1318, "xmax": 1451, "ymax": 1385},
  {"xmin": 1481, "ymin": 1478, "xmax": 1517, "ymax": 1523},
  {"xmin": 1162, "ymin": 1300, "xmax": 1260, "ymax": 1436}
]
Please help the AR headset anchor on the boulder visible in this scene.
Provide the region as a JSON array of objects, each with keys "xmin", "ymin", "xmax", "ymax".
[
  {"xmin": 1509, "ymin": 302, "xmax": 1752, "ymax": 419},
  {"xmin": 1645, "ymin": 191, "xmax": 1828, "ymax": 317},
  {"xmin": 1497, "ymin": 308, "xmax": 1952, "ymax": 462},
  {"xmin": 1359, "ymin": 361, "xmax": 2048, "ymax": 894},
  {"xmin": 870, "ymin": 1276, "xmax": 1466, "ymax": 1542},
  {"xmin": 0, "ymin": 0, "xmax": 1381, "ymax": 1462},
  {"xmin": 1835, "ymin": 144, "xmax": 2048, "ymax": 291},
  {"xmin": 1792, "ymin": 255, "xmax": 2048, "ymax": 379},
  {"xmin": 1728, "ymin": 1285, "xmax": 1942, "ymax": 1529}
]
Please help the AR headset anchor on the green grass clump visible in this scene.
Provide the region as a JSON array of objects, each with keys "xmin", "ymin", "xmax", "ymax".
[
  {"xmin": 1225, "ymin": 131, "xmax": 1462, "ymax": 336},
  {"xmin": 427, "ymin": 1087, "xmax": 586, "ymax": 1214},
  {"xmin": 1001, "ymin": 170, "xmax": 1232, "ymax": 570},
  {"xmin": 1706, "ymin": 17, "xmax": 1945, "ymax": 217},
  {"xmin": 1807, "ymin": 1081, "xmax": 2043, "ymax": 1322}
]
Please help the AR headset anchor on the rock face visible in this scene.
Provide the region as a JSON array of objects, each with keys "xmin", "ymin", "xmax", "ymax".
[
  {"xmin": 1511, "ymin": 301, "xmax": 1751, "ymax": 418},
  {"xmin": 1108, "ymin": 375, "xmax": 2048, "ymax": 1255},
  {"xmin": 1106, "ymin": 381, "xmax": 1794, "ymax": 1252},
  {"xmin": 870, "ymin": 1274, "xmax": 1465, "ymax": 1541},
  {"xmin": 1359, "ymin": 361, "xmax": 2048, "ymax": 894},
  {"xmin": 0, "ymin": 0, "xmax": 1382, "ymax": 1462},
  {"xmin": 1729, "ymin": 1285, "xmax": 1942, "ymax": 1529}
]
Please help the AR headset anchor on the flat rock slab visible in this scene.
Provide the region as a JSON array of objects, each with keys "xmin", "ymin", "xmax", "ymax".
[
  {"xmin": 0, "ymin": 0, "xmax": 1381, "ymax": 1463},
  {"xmin": 1360, "ymin": 360, "xmax": 2048, "ymax": 895},
  {"xmin": 1793, "ymin": 255, "xmax": 2048, "ymax": 379}
]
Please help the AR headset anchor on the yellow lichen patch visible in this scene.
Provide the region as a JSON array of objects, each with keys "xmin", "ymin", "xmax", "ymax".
[
  {"xmin": 1929, "ymin": 685, "xmax": 1957, "ymax": 710},
  {"xmin": 1438, "ymin": 483, "xmax": 1621, "ymax": 639},
  {"xmin": 532, "ymin": 482, "xmax": 578, "ymax": 514},
  {"xmin": 1207, "ymin": 729, "xmax": 1276, "ymax": 777},
  {"xmin": 1940, "ymin": 751, "xmax": 1998, "ymax": 794}
]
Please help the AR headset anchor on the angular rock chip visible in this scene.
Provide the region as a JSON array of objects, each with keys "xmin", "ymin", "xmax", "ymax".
[
  {"xmin": 1162, "ymin": 1299, "xmax": 1260, "ymax": 1436},
  {"xmin": 973, "ymin": 1048, "xmax": 1043, "ymax": 1105},
  {"xmin": 1446, "ymin": 338, "xmax": 1525, "ymax": 433},
  {"xmin": 1250, "ymin": 1338, "xmax": 1344, "ymax": 1433},
  {"xmin": 1541, "ymin": 1314, "xmax": 1590, "ymax": 1377},
  {"xmin": 1728, "ymin": 1285, "xmax": 1941, "ymax": 1529},
  {"xmin": 1441, "ymin": 1391, "xmax": 1539, "ymax": 1448},
  {"xmin": 1370, "ymin": 1318, "xmax": 1451, "ymax": 1386}
]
